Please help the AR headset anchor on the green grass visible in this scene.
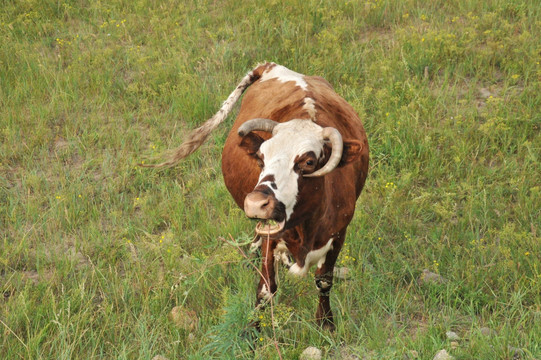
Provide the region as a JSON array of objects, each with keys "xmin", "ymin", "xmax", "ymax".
[{"xmin": 1, "ymin": 0, "xmax": 540, "ymax": 358}]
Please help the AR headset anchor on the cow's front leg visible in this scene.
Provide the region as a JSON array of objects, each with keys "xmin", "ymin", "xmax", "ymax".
[{"xmin": 256, "ymin": 238, "xmax": 277, "ymax": 307}]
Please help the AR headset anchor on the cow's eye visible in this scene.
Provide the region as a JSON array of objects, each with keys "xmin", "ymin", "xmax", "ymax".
[{"xmin": 294, "ymin": 152, "xmax": 317, "ymax": 174}]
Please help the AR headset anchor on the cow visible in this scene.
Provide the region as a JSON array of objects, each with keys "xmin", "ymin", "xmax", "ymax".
[{"xmin": 144, "ymin": 63, "xmax": 369, "ymax": 330}]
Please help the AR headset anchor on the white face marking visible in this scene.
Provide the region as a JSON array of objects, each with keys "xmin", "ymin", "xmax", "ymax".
[
  {"xmin": 288, "ymin": 238, "xmax": 334, "ymax": 277},
  {"xmin": 260, "ymin": 64, "xmax": 308, "ymax": 90},
  {"xmin": 257, "ymin": 119, "xmax": 325, "ymax": 220},
  {"xmin": 258, "ymin": 180, "xmax": 275, "ymax": 189}
]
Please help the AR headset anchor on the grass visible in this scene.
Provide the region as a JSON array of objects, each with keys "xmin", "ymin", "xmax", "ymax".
[{"xmin": 1, "ymin": 0, "xmax": 540, "ymax": 358}]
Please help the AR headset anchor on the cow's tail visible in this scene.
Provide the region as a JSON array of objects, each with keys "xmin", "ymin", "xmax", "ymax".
[{"xmin": 141, "ymin": 64, "xmax": 269, "ymax": 168}]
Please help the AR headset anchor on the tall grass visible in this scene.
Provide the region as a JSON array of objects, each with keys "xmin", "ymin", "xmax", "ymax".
[{"xmin": 1, "ymin": 0, "xmax": 539, "ymax": 358}]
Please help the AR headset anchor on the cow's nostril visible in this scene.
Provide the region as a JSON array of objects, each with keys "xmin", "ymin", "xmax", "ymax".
[{"xmin": 244, "ymin": 191, "xmax": 275, "ymax": 219}]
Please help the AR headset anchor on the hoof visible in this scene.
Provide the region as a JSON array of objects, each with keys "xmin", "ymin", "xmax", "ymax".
[
  {"xmin": 247, "ymin": 320, "xmax": 261, "ymax": 332},
  {"xmin": 241, "ymin": 322, "xmax": 260, "ymax": 349},
  {"xmin": 318, "ymin": 318, "xmax": 336, "ymax": 332}
]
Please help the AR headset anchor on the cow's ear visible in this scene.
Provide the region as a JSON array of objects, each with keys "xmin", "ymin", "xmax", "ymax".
[
  {"xmin": 239, "ymin": 132, "xmax": 264, "ymax": 156},
  {"xmin": 323, "ymin": 139, "xmax": 363, "ymax": 167},
  {"xmin": 339, "ymin": 139, "xmax": 363, "ymax": 166}
]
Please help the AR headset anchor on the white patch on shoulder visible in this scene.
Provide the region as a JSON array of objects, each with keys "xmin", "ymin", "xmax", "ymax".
[
  {"xmin": 303, "ymin": 97, "xmax": 317, "ymax": 119},
  {"xmin": 260, "ymin": 64, "xmax": 308, "ymax": 90},
  {"xmin": 288, "ymin": 238, "xmax": 334, "ymax": 277}
]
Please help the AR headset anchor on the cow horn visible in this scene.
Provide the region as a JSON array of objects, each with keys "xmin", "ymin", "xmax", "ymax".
[
  {"xmin": 304, "ymin": 127, "xmax": 343, "ymax": 177},
  {"xmin": 238, "ymin": 118, "xmax": 278, "ymax": 136}
]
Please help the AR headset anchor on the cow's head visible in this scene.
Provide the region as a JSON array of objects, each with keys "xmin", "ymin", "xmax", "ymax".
[{"xmin": 238, "ymin": 118, "xmax": 362, "ymax": 235}]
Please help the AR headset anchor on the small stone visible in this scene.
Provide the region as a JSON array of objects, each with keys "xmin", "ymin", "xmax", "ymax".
[
  {"xmin": 152, "ymin": 356, "xmax": 168, "ymax": 360},
  {"xmin": 54, "ymin": 136, "xmax": 69, "ymax": 151},
  {"xmin": 328, "ymin": 345, "xmax": 360, "ymax": 360},
  {"xmin": 433, "ymin": 349, "xmax": 453, "ymax": 360},
  {"xmin": 508, "ymin": 346, "xmax": 524, "ymax": 359},
  {"xmin": 420, "ymin": 269, "xmax": 447, "ymax": 285},
  {"xmin": 446, "ymin": 331, "xmax": 460, "ymax": 341},
  {"xmin": 334, "ymin": 267, "xmax": 351, "ymax": 279},
  {"xmin": 300, "ymin": 346, "xmax": 322, "ymax": 360},
  {"xmin": 450, "ymin": 342, "xmax": 459, "ymax": 350},
  {"xmin": 480, "ymin": 327, "xmax": 495, "ymax": 337},
  {"xmin": 337, "ymin": 345, "xmax": 360, "ymax": 360},
  {"xmin": 187, "ymin": 333, "xmax": 196, "ymax": 343},
  {"xmin": 408, "ymin": 350, "xmax": 419, "ymax": 358},
  {"xmin": 22, "ymin": 271, "xmax": 41, "ymax": 285},
  {"xmin": 479, "ymin": 87, "xmax": 493, "ymax": 99},
  {"xmin": 169, "ymin": 306, "xmax": 198, "ymax": 331},
  {"xmin": 362, "ymin": 262, "xmax": 375, "ymax": 273}
]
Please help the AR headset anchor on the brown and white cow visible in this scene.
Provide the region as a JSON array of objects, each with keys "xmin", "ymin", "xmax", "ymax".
[{"xmin": 145, "ymin": 63, "xmax": 369, "ymax": 330}]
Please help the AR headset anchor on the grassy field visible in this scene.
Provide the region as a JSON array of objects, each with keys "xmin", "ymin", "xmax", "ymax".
[{"xmin": 1, "ymin": 0, "xmax": 540, "ymax": 358}]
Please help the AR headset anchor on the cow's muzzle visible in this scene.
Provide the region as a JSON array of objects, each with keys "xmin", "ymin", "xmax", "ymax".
[{"xmin": 244, "ymin": 190, "xmax": 286, "ymax": 235}]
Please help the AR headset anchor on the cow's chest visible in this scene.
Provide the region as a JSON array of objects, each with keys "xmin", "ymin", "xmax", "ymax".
[{"xmin": 271, "ymin": 238, "xmax": 334, "ymax": 277}]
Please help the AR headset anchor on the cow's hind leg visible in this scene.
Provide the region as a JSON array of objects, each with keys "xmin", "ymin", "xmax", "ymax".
[
  {"xmin": 314, "ymin": 231, "xmax": 345, "ymax": 331},
  {"xmin": 314, "ymin": 268, "xmax": 335, "ymax": 331}
]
